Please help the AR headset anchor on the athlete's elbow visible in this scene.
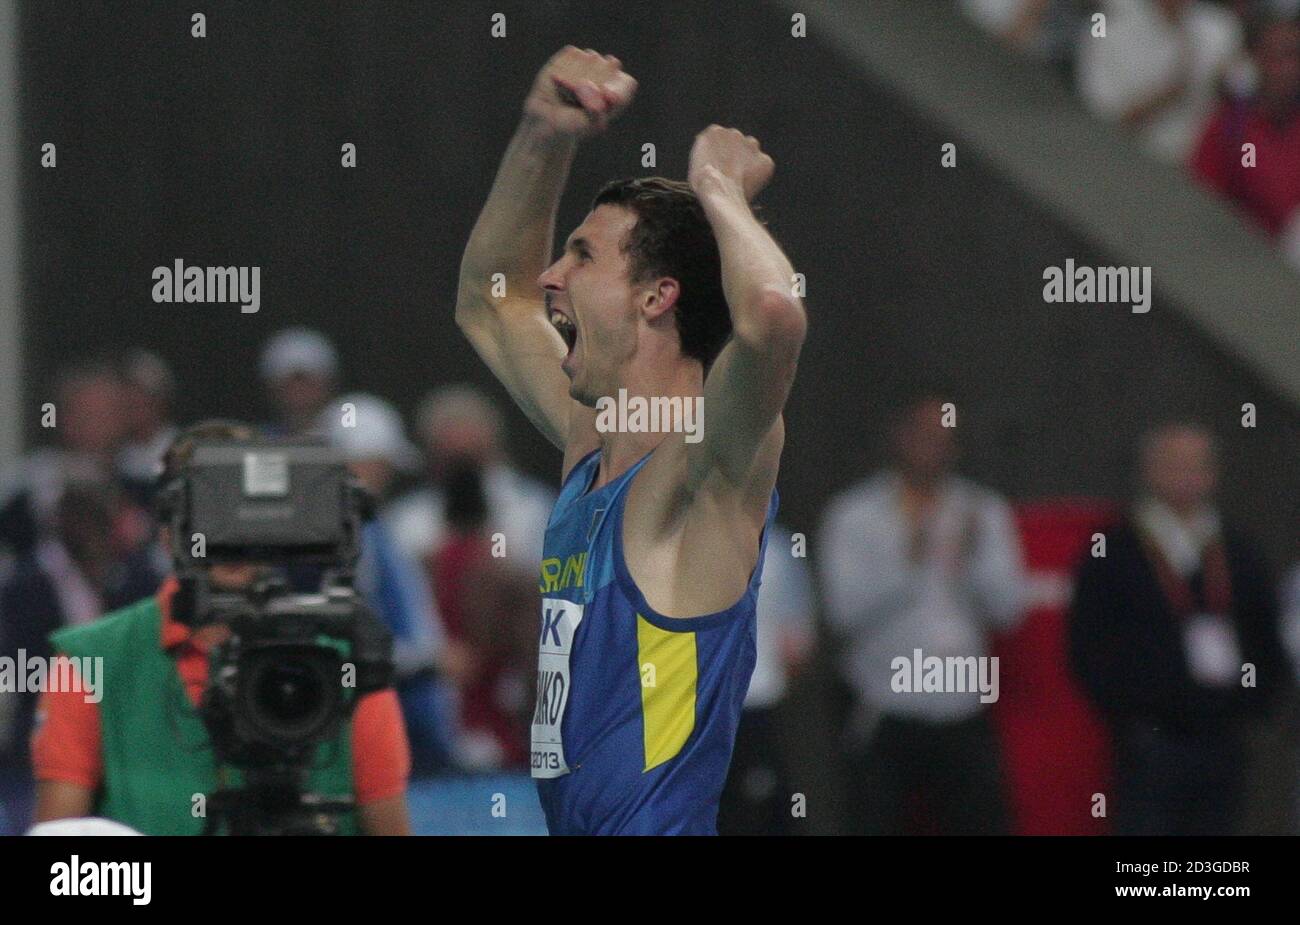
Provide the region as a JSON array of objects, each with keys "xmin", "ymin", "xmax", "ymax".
[
  {"xmin": 453, "ymin": 306, "xmax": 483, "ymax": 350},
  {"xmin": 453, "ymin": 297, "xmax": 482, "ymax": 334},
  {"xmin": 732, "ymin": 289, "xmax": 806, "ymax": 356}
]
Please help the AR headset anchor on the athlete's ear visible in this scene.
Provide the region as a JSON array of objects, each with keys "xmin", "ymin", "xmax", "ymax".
[{"xmin": 640, "ymin": 276, "xmax": 680, "ymax": 323}]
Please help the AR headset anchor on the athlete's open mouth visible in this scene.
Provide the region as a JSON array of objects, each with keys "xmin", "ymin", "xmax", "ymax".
[{"xmin": 550, "ymin": 308, "xmax": 578, "ymax": 353}]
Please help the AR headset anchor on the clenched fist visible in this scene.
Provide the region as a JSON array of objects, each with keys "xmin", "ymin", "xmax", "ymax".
[
  {"xmin": 688, "ymin": 125, "xmax": 774, "ymax": 203},
  {"xmin": 523, "ymin": 46, "xmax": 638, "ymax": 139}
]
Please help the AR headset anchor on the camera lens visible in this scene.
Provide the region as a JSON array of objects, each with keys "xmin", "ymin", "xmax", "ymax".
[
  {"xmin": 240, "ymin": 645, "xmax": 341, "ymax": 746},
  {"xmin": 257, "ymin": 662, "xmax": 324, "ymax": 726}
]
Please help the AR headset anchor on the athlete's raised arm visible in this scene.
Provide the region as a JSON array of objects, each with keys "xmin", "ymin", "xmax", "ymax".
[
  {"xmin": 455, "ymin": 47, "xmax": 637, "ymax": 456},
  {"xmin": 685, "ymin": 127, "xmax": 806, "ymax": 503}
]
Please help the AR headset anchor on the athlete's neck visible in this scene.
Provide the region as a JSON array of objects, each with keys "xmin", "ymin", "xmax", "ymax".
[{"xmin": 590, "ymin": 360, "xmax": 702, "ymax": 490}]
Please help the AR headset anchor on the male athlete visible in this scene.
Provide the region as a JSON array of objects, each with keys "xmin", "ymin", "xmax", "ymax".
[{"xmin": 455, "ymin": 47, "xmax": 806, "ymax": 834}]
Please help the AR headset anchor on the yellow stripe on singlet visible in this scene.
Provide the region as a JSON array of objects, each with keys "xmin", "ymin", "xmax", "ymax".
[{"xmin": 636, "ymin": 614, "xmax": 697, "ymax": 771}]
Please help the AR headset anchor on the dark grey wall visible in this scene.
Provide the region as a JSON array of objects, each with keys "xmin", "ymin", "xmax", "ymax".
[{"xmin": 21, "ymin": 0, "xmax": 1299, "ymax": 563}]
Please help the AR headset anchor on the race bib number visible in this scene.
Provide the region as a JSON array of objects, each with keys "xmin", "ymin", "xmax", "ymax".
[{"xmin": 530, "ymin": 598, "xmax": 584, "ymax": 779}]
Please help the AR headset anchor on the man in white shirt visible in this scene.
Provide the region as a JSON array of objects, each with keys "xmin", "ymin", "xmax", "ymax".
[
  {"xmin": 1076, "ymin": 0, "xmax": 1243, "ymax": 163},
  {"xmin": 820, "ymin": 391, "xmax": 1028, "ymax": 834},
  {"xmin": 386, "ymin": 385, "xmax": 555, "ymax": 575}
]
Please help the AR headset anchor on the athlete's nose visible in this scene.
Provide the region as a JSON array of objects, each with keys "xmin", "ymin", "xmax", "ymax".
[{"xmin": 538, "ymin": 258, "xmax": 566, "ymax": 292}]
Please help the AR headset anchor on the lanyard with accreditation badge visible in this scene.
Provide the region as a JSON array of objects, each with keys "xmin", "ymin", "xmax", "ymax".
[{"xmin": 1139, "ymin": 529, "xmax": 1241, "ymax": 688}]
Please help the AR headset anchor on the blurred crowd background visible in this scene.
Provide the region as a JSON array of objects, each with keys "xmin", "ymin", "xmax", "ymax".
[
  {"xmin": 0, "ymin": 0, "xmax": 1296, "ymax": 835},
  {"xmin": 962, "ymin": 0, "xmax": 1300, "ymax": 262},
  {"xmin": 0, "ymin": 328, "xmax": 1294, "ymax": 835}
]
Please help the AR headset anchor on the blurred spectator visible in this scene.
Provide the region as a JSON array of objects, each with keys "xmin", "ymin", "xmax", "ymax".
[
  {"xmin": 1068, "ymin": 422, "xmax": 1286, "ymax": 835},
  {"xmin": 259, "ymin": 327, "xmax": 339, "ymax": 436},
  {"xmin": 114, "ymin": 350, "xmax": 178, "ymax": 507},
  {"xmin": 820, "ymin": 392, "xmax": 1027, "ymax": 835},
  {"xmin": 718, "ymin": 522, "xmax": 815, "ymax": 836},
  {"xmin": 426, "ymin": 459, "xmax": 538, "ymax": 771},
  {"xmin": 0, "ymin": 361, "xmax": 128, "ymax": 557},
  {"xmin": 387, "ymin": 385, "xmax": 554, "ymax": 574},
  {"xmin": 0, "ymin": 485, "xmax": 159, "ymax": 766},
  {"xmin": 960, "ymin": 0, "xmax": 1088, "ymax": 73},
  {"xmin": 324, "ymin": 392, "xmax": 459, "ymax": 773},
  {"xmin": 1078, "ymin": 0, "xmax": 1243, "ymax": 163},
  {"xmin": 1191, "ymin": 8, "xmax": 1300, "ymax": 241}
]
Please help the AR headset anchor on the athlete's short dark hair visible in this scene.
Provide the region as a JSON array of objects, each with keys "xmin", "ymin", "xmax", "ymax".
[{"xmin": 591, "ymin": 177, "xmax": 733, "ymax": 371}]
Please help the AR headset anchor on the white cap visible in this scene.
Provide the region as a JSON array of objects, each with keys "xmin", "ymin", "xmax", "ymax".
[
  {"xmin": 324, "ymin": 392, "xmax": 420, "ymax": 471},
  {"xmin": 259, "ymin": 327, "xmax": 339, "ymax": 381}
]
